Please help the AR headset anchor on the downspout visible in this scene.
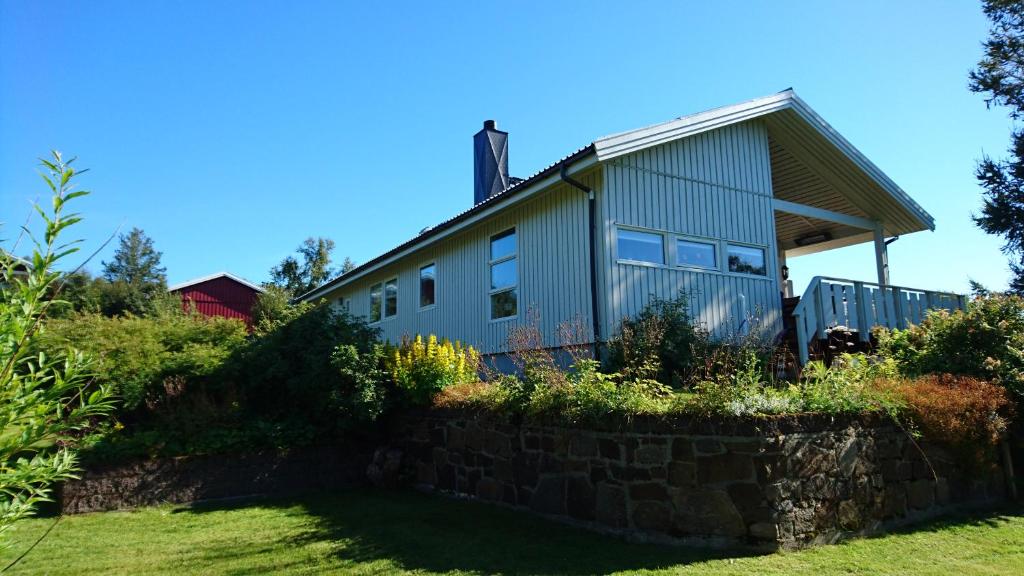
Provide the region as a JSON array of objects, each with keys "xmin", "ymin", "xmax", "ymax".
[{"xmin": 560, "ymin": 161, "xmax": 602, "ymax": 359}]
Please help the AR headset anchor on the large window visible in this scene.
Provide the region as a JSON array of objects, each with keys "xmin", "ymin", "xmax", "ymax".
[
  {"xmin": 369, "ymin": 283, "xmax": 382, "ymax": 323},
  {"xmin": 419, "ymin": 263, "xmax": 436, "ymax": 308},
  {"xmin": 727, "ymin": 244, "xmax": 767, "ymax": 276},
  {"xmin": 617, "ymin": 228, "xmax": 664, "ymax": 264},
  {"xmin": 489, "ymin": 228, "xmax": 517, "ymax": 319},
  {"xmin": 676, "ymin": 238, "xmax": 717, "ymax": 269},
  {"xmin": 384, "ymin": 278, "xmax": 398, "ymax": 317}
]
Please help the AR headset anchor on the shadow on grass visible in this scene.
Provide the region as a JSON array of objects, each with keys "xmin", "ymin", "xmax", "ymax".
[
  {"xmin": 175, "ymin": 489, "xmax": 1024, "ymax": 576},
  {"xmin": 176, "ymin": 488, "xmax": 750, "ymax": 575}
]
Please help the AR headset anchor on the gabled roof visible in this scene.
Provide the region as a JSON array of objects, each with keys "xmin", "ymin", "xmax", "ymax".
[
  {"xmin": 594, "ymin": 89, "xmax": 934, "ymax": 233},
  {"xmin": 301, "ymin": 89, "xmax": 934, "ymax": 302},
  {"xmin": 169, "ymin": 272, "xmax": 264, "ymax": 293}
]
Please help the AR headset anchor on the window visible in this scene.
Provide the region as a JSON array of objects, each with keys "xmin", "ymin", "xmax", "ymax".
[
  {"xmin": 727, "ymin": 244, "xmax": 767, "ymax": 276},
  {"xmin": 384, "ymin": 278, "xmax": 398, "ymax": 317},
  {"xmin": 369, "ymin": 283, "xmax": 382, "ymax": 322},
  {"xmin": 617, "ymin": 228, "xmax": 664, "ymax": 264},
  {"xmin": 676, "ymin": 238, "xmax": 717, "ymax": 270},
  {"xmin": 419, "ymin": 263, "xmax": 436, "ymax": 308},
  {"xmin": 489, "ymin": 228, "xmax": 517, "ymax": 319},
  {"xmin": 341, "ymin": 297, "xmax": 351, "ymax": 312}
]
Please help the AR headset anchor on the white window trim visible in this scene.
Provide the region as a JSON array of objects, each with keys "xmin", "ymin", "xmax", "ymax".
[
  {"xmin": 383, "ymin": 277, "xmax": 399, "ymax": 319},
  {"xmin": 488, "ymin": 227, "xmax": 518, "ymax": 322},
  {"xmin": 674, "ymin": 235, "xmax": 719, "ymax": 272},
  {"xmin": 614, "ymin": 224, "xmax": 667, "ymax": 266},
  {"xmin": 725, "ymin": 241, "xmax": 770, "ymax": 278},
  {"xmin": 613, "ymin": 222, "xmax": 774, "ymax": 282},
  {"xmin": 418, "ymin": 261, "xmax": 437, "ymax": 311},
  {"xmin": 368, "ymin": 282, "xmax": 383, "ymax": 324}
]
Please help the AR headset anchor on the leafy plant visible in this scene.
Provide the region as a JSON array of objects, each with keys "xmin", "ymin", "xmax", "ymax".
[
  {"xmin": 0, "ymin": 152, "xmax": 116, "ymax": 540},
  {"xmin": 391, "ymin": 335, "xmax": 480, "ymax": 404},
  {"xmin": 876, "ymin": 293, "xmax": 1024, "ymax": 398}
]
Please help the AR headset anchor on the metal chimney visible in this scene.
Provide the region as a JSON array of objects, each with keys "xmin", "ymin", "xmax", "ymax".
[{"xmin": 473, "ymin": 120, "xmax": 509, "ymax": 205}]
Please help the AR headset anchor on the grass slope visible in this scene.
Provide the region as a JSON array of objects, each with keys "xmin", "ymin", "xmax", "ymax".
[{"xmin": 1, "ymin": 490, "xmax": 1022, "ymax": 575}]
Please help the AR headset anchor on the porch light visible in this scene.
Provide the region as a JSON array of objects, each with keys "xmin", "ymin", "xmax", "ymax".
[{"xmin": 794, "ymin": 232, "xmax": 832, "ymax": 247}]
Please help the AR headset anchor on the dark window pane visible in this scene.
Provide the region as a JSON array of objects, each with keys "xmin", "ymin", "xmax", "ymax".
[
  {"xmin": 490, "ymin": 289, "xmax": 517, "ymax": 319},
  {"xmin": 369, "ymin": 283, "xmax": 382, "ymax": 322},
  {"xmin": 490, "ymin": 258, "xmax": 516, "ymax": 290},
  {"xmin": 420, "ymin": 264, "xmax": 436, "ymax": 307},
  {"xmin": 490, "ymin": 228, "xmax": 516, "ymax": 260},
  {"xmin": 384, "ymin": 279, "xmax": 398, "ymax": 317},
  {"xmin": 727, "ymin": 245, "xmax": 767, "ymax": 276},
  {"xmin": 617, "ymin": 229, "xmax": 664, "ymax": 264},
  {"xmin": 677, "ymin": 239, "xmax": 717, "ymax": 269}
]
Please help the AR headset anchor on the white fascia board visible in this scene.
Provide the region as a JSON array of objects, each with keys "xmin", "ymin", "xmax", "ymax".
[
  {"xmin": 168, "ymin": 272, "xmax": 264, "ymax": 293},
  {"xmin": 302, "ymin": 154, "xmax": 600, "ymax": 302},
  {"xmin": 772, "ymin": 198, "xmax": 876, "ymax": 230}
]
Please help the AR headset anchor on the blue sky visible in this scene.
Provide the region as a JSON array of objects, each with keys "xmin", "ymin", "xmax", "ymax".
[{"xmin": 0, "ymin": 1, "xmax": 1014, "ymax": 293}]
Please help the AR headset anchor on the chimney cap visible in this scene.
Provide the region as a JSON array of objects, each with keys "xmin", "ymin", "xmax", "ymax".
[{"xmin": 483, "ymin": 120, "xmax": 496, "ymax": 130}]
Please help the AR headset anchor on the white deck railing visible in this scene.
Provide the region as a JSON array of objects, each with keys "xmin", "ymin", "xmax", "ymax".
[{"xmin": 791, "ymin": 276, "xmax": 966, "ymax": 365}]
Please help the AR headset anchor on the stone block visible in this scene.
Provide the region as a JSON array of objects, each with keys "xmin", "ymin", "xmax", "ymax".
[
  {"xmin": 881, "ymin": 460, "xmax": 912, "ymax": 482},
  {"xmin": 465, "ymin": 423, "xmax": 484, "ymax": 451},
  {"xmin": 524, "ymin": 434, "xmax": 541, "ymax": 451},
  {"xmin": 629, "ymin": 482, "xmax": 668, "ymax": 501},
  {"xmin": 672, "ymin": 438, "xmax": 694, "ymax": 460},
  {"xmin": 668, "ymin": 462, "xmax": 696, "ymax": 487},
  {"xmin": 447, "ymin": 426, "xmax": 465, "ymax": 451},
  {"xmin": 632, "ymin": 501, "xmax": 673, "ymax": 532},
  {"xmin": 695, "ymin": 438, "xmax": 725, "ymax": 455},
  {"xmin": 530, "ymin": 476, "xmax": 566, "ymax": 515},
  {"xmin": 726, "ymin": 482, "xmax": 764, "ymax": 513},
  {"xmin": 599, "ymin": 438, "xmax": 623, "ymax": 461},
  {"xmin": 416, "ymin": 462, "xmax": 437, "ymax": 486},
  {"xmin": 634, "ymin": 443, "xmax": 668, "ymax": 466},
  {"xmin": 485, "ymin": 430, "xmax": 512, "ymax": 457},
  {"xmin": 569, "ymin": 434, "xmax": 598, "ymax": 459},
  {"xmin": 609, "ymin": 464, "xmax": 651, "ymax": 482},
  {"xmin": 838, "ymin": 499, "xmax": 861, "ymax": 530},
  {"xmin": 906, "ymin": 479, "xmax": 935, "ymax": 510},
  {"xmin": 882, "ymin": 488, "xmax": 907, "ymax": 518},
  {"xmin": 476, "ymin": 477, "xmax": 503, "ymax": 501},
  {"xmin": 567, "ymin": 475, "xmax": 596, "ymax": 520},
  {"xmin": 837, "ymin": 437, "xmax": 860, "ymax": 478},
  {"xmin": 595, "ymin": 484, "xmax": 628, "ymax": 528},
  {"xmin": 696, "ymin": 453, "xmax": 754, "ymax": 484},
  {"xmin": 673, "ymin": 488, "xmax": 746, "ymax": 538}
]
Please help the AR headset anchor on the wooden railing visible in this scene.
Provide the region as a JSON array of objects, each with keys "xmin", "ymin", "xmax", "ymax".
[{"xmin": 791, "ymin": 276, "xmax": 966, "ymax": 365}]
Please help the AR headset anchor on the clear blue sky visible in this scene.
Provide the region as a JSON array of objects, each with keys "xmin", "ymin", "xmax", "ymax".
[{"xmin": 0, "ymin": 1, "xmax": 1014, "ymax": 293}]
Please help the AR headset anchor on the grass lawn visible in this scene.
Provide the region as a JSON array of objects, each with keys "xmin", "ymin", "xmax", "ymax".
[{"xmin": 1, "ymin": 490, "xmax": 1022, "ymax": 575}]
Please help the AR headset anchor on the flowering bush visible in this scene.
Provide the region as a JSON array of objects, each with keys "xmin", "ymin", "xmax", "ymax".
[
  {"xmin": 876, "ymin": 293, "xmax": 1024, "ymax": 398},
  {"xmin": 391, "ymin": 335, "xmax": 480, "ymax": 403}
]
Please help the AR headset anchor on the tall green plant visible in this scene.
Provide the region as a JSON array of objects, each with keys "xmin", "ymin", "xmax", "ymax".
[{"xmin": 0, "ymin": 152, "xmax": 115, "ymax": 541}]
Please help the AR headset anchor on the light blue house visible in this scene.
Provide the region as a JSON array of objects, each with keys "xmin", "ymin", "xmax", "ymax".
[{"xmin": 301, "ymin": 90, "xmax": 963, "ymax": 364}]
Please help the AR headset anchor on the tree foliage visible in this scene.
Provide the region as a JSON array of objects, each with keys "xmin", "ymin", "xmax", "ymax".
[
  {"xmin": 970, "ymin": 0, "xmax": 1024, "ymax": 293},
  {"xmin": 268, "ymin": 237, "xmax": 338, "ymax": 295},
  {"xmin": 100, "ymin": 228, "xmax": 168, "ymax": 315},
  {"xmin": 0, "ymin": 152, "xmax": 115, "ymax": 541}
]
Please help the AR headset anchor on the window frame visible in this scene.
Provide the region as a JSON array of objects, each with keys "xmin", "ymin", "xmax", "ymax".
[
  {"xmin": 725, "ymin": 242, "xmax": 769, "ymax": 277},
  {"xmin": 488, "ymin": 227, "xmax": 518, "ymax": 321},
  {"xmin": 368, "ymin": 282, "xmax": 383, "ymax": 324},
  {"xmin": 383, "ymin": 277, "xmax": 398, "ymax": 319},
  {"xmin": 418, "ymin": 261, "xmax": 437, "ymax": 311},
  {"xmin": 614, "ymin": 225, "xmax": 666, "ymax": 266},
  {"xmin": 674, "ymin": 235, "xmax": 719, "ymax": 271}
]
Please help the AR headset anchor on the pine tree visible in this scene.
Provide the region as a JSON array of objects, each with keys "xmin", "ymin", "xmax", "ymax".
[
  {"xmin": 970, "ymin": 0, "xmax": 1024, "ymax": 293},
  {"xmin": 100, "ymin": 227, "xmax": 167, "ymax": 315}
]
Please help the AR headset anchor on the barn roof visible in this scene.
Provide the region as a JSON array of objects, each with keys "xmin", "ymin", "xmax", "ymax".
[
  {"xmin": 168, "ymin": 272, "xmax": 264, "ymax": 293},
  {"xmin": 301, "ymin": 89, "xmax": 934, "ymax": 301}
]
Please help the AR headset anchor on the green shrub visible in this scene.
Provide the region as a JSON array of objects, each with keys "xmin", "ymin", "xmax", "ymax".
[
  {"xmin": 40, "ymin": 310, "xmax": 247, "ymax": 412},
  {"xmin": 604, "ymin": 291, "xmax": 709, "ymax": 386},
  {"xmin": 390, "ymin": 335, "xmax": 480, "ymax": 404},
  {"xmin": 331, "ymin": 344, "xmax": 390, "ymax": 424},
  {"xmin": 876, "ymin": 293, "xmax": 1024, "ymax": 397}
]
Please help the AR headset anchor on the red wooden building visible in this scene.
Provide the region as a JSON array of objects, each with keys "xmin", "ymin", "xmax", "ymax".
[{"xmin": 168, "ymin": 272, "xmax": 263, "ymax": 327}]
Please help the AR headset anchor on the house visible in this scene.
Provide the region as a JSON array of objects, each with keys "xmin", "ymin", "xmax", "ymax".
[
  {"xmin": 169, "ymin": 272, "xmax": 263, "ymax": 327},
  {"xmin": 299, "ymin": 90, "xmax": 964, "ymax": 364}
]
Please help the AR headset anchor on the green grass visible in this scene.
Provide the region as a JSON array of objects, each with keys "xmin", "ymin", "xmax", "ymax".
[{"xmin": 2, "ymin": 490, "xmax": 1022, "ymax": 575}]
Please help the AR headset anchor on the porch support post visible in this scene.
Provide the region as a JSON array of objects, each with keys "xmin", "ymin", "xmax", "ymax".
[{"xmin": 873, "ymin": 223, "xmax": 890, "ymax": 287}]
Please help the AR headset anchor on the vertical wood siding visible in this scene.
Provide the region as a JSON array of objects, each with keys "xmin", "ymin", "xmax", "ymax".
[
  {"xmin": 173, "ymin": 277, "xmax": 261, "ymax": 329},
  {"xmin": 329, "ymin": 175, "xmax": 597, "ymax": 355},
  {"xmin": 597, "ymin": 121, "xmax": 782, "ymax": 340}
]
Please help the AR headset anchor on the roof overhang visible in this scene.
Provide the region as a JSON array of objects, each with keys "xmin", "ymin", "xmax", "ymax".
[
  {"xmin": 593, "ymin": 90, "xmax": 934, "ymax": 237},
  {"xmin": 169, "ymin": 272, "xmax": 264, "ymax": 293}
]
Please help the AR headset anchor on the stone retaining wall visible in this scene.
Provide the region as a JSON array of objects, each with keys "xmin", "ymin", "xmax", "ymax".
[
  {"xmin": 61, "ymin": 446, "xmax": 369, "ymax": 514},
  {"xmin": 395, "ymin": 410, "xmax": 1008, "ymax": 549}
]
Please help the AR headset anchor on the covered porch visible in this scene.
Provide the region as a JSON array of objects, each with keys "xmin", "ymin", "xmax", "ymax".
[{"xmin": 762, "ymin": 110, "xmax": 964, "ymax": 364}]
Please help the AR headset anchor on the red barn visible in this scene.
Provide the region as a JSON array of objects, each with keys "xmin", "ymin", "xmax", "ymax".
[{"xmin": 168, "ymin": 272, "xmax": 263, "ymax": 327}]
